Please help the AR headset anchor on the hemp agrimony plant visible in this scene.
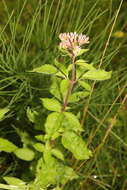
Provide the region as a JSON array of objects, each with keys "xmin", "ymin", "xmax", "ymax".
[{"xmin": 0, "ymin": 32, "xmax": 112, "ymax": 190}]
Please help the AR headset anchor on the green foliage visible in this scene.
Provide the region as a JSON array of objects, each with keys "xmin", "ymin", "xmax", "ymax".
[
  {"xmin": 45, "ymin": 112, "xmax": 63, "ymax": 139},
  {"xmin": 51, "ymin": 148, "xmax": 64, "ymax": 161},
  {"xmin": 0, "ymin": 138, "xmax": 17, "ymax": 153},
  {"xmin": 76, "ymin": 59, "xmax": 95, "ymax": 70},
  {"xmin": 26, "ymin": 107, "xmax": 38, "ymax": 123},
  {"xmin": 69, "ymin": 91, "xmax": 90, "ymax": 102},
  {"xmin": 36, "ymin": 153, "xmax": 78, "ymax": 188},
  {"xmin": 0, "ymin": 0, "xmax": 126, "ymax": 189},
  {"xmin": 41, "ymin": 98, "xmax": 61, "ymax": 112},
  {"xmin": 82, "ymin": 69, "xmax": 112, "ymax": 81},
  {"xmin": 62, "ymin": 130, "xmax": 92, "ymax": 160},
  {"xmin": 33, "ymin": 143, "xmax": 45, "ymax": 152},
  {"xmin": 63, "ymin": 112, "xmax": 83, "ymax": 132},
  {"xmin": 14, "ymin": 148, "xmax": 35, "ymax": 161},
  {"xmin": 78, "ymin": 81, "xmax": 92, "ymax": 91},
  {"xmin": 0, "ymin": 108, "xmax": 10, "ymax": 121},
  {"xmin": 31, "ymin": 64, "xmax": 57, "ymax": 74},
  {"xmin": 3, "ymin": 177, "xmax": 26, "ymax": 188},
  {"xmin": 76, "ymin": 49, "xmax": 89, "ymax": 56}
]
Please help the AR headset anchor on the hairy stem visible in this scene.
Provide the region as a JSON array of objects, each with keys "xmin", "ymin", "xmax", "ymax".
[{"xmin": 61, "ymin": 56, "xmax": 76, "ymax": 112}]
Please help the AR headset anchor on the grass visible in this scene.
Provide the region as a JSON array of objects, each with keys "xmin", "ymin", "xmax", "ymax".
[{"xmin": 0, "ymin": 0, "xmax": 127, "ymax": 189}]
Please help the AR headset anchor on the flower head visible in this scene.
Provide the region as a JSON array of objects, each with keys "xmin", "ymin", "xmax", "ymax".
[{"xmin": 59, "ymin": 32, "xmax": 89, "ymax": 56}]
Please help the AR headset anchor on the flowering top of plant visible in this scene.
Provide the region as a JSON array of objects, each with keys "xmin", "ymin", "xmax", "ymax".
[{"xmin": 59, "ymin": 32, "xmax": 89, "ymax": 57}]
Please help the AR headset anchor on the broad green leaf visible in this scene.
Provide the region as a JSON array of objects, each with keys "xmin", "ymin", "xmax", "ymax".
[
  {"xmin": 76, "ymin": 49, "xmax": 89, "ymax": 56},
  {"xmin": 0, "ymin": 107, "xmax": 9, "ymax": 121},
  {"xmin": 33, "ymin": 143, "xmax": 45, "ymax": 152},
  {"xmin": 41, "ymin": 98, "xmax": 61, "ymax": 112},
  {"xmin": 79, "ymin": 81, "xmax": 92, "ymax": 91},
  {"xmin": 26, "ymin": 107, "xmax": 38, "ymax": 123},
  {"xmin": 36, "ymin": 155, "xmax": 78, "ymax": 188},
  {"xmin": 14, "ymin": 148, "xmax": 35, "ymax": 161},
  {"xmin": 31, "ymin": 64, "xmax": 57, "ymax": 74},
  {"xmin": 0, "ymin": 138, "xmax": 17, "ymax": 153},
  {"xmin": 69, "ymin": 91, "xmax": 90, "ymax": 102},
  {"xmin": 82, "ymin": 69, "xmax": 112, "ymax": 81},
  {"xmin": 51, "ymin": 148, "xmax": 64, "ymax": 161},
  {"xmin": 60, "ymin": 79, "xmax": 69, "ymax": 99},
  {"xmin": 3, "ymin": 177, "xmax": 26, "ymax": 187},
  {"xmin": 63, "ymin": 112, "xmax": 83, "ymax": 132},
  {"xmin": 76, "ymin": 59, "xmax": 95, "ymax": 70},
  {"xmin": 45, "ymin": 112, "xmax": 63, "ymax": 139},
  {"xmin": 62, "ymin": 131, "xmax": 92, "ymax": 160}
]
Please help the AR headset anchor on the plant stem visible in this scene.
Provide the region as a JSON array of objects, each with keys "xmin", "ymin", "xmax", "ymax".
[{"xmin": 61, "ymin": 56, "xmax": 76, "ymax": 112}]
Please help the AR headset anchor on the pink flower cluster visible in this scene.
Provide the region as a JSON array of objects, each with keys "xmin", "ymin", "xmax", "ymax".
[{"xmin": 59, "ymin": 32, "xmax": 89, "ymax": 56}]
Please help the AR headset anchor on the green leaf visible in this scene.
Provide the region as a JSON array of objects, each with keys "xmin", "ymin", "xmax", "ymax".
[
  {"xmin": 31, "ymin": 64, "xmax": 57, "ymax": 74},
  {"xmin": 63, "ymin": 112, "xmax": 83, "ymax": 132},
  {"xmin": 76, "ymin": 59, "xmax": 95, "ymax": 70},
  {"xmin": 0, "ymin": 138, "xmax": 17, "ymax": 153},
  {"xmin": 69, "ymin": 91, "xmax": 90, "ymax": 102},
  {"xmin": 54, "ymin": 59, "xmax": 67, "ymax": 78},
  {"xmin": 14, "ymin": 148, "xmax": 35, "ymax": 161},
  {"xmin": 26, "ymin": 107, "xmax": 38, "ymax": 123},
  {"xmin": 62, "ymin": 131, "xmax": 92, "ymax": 160},
  {"xmin": 50, "ymin": 77, "xmax": 61, "ymax": 100},
  {"xmin": 33, "ymin": 143, "xmax": 45, "ymax": 152},
  {"xmin": 35, "ymin": 135, "xmax": 45, "ymax": 142},
  {"xmin": 41, "ymin": 98, "xmax": 61, "ymax": 112},
  {"xmin": 61, "ymin": 165, "xmax": 78, "ymax": 184},
  {"xmin": 51, "ymin": 148, "xmax": 64, "ymax": 161},
  {"xmin": 79, "ymin": 81, "xmax": 92, "ymax": 91},
  {"xmin": 76, "ymin": 49, "xmax": 89, "ymax": 56},
  {"xmin": 60, "ymin": 79, "xmax": 69, "ymax": 99},
  {"xmin": 3, "ymin": 177, "xmax": 26, "ymax": 187},
  {"xmin": 82, "ymin": 69, "xmax": 112, "ymax": 81},
  {"xmin": 45, "ymin": 112, "xmax": 63, "ymax": 139},
  {"xmin": 0, "ymin": 107, "xmax": 9, "ymax": 121},
  {"xmin": 36, "ymin": 155, "xmax": 78, "ymax": 188}
]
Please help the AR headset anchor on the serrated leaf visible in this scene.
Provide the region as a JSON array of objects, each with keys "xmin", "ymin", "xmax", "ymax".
[
  {"xmin": 63, "ymin": 112, "xmax": 83, "ymax": 132},
  {"xmin": 69, "ymin": 91, "xmax": 90, "ymax": 102},
  {"xmin": 60, "ymin": 79, "xmax": 69, "ymax": 99},
  {"xmin": 0, "ymin": 138, "xmax": 17, "ymax": 153},
  {"xmin": 14, "ymin": 148, "xmax": 35, "ymax": 161},
  {"xmin": 41, "ymin": 98, "xmax": 61, "ymax": 112},
  {"xmin": 31, "ymin": 64, "xmax": 57, "ymax": 74},
  {"xmin": 26, "ymin": 107, "xmax": 38, "ymax": 123},
  {"xmin": 76, "ymin": 59, "xmax": 95, "ymax": 70},
  {"xmin": 62, "ymin": 131, "xmax": 92, "ymax": 160},
  {"xmin": 33, "ymin": 143, "xmax": 45, "ymax": 152},
  {"xmin": 45, "ymin": 112, "xmax": 63, "ymax": 139},
  {"xmin": 77, "ymin": 49, "xmax": 89, "ymax": 56},
  {"xmin": 3, "ymin": 177, "xmax": 26, "ymax": 187},
  {"xmin": 82, "ymin": 69, "xmax": 112, "ymax": 81},
  {"xmin": 51, "ymin": 148, "xmax": 64, "ymax": 161},
  {"xmin": 0, "ymin": 107, "xmax": 9, "ymax": 121},
  {"xmin": 79, "ymin": 81, "xmax": 92, "ymax": 91}
]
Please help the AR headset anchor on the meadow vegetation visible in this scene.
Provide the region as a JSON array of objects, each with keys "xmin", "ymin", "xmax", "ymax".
[{"xmin": 0, "ymin": 0, "xmax": 127, "ymax": 190}]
